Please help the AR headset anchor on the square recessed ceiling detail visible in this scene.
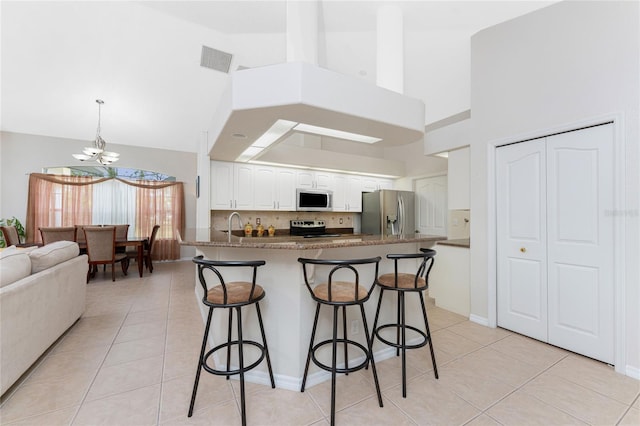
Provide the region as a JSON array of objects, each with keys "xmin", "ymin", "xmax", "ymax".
[{"xmin": 200, "ymin": 45, "xmax": 232, "ymax": 73}]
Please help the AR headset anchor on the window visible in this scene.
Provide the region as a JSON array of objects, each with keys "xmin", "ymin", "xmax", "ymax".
[{"xmin": 27, "ymin": 172, "xmax": 184, "ymax": 260}]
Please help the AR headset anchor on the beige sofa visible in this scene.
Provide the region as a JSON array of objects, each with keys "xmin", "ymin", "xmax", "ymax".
[{"xmin": 0, "ymin": 241, "xmax": 88, "ymax": 396}]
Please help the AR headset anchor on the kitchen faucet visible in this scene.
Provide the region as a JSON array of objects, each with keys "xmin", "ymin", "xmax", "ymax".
[{"xmin": 227, "ymin": 211, "xmax": 244, "ymax": 242}]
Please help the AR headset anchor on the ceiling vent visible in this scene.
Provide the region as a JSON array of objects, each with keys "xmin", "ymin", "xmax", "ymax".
[{"xmin": 200, "ymin": 45, "xmax": 232, "ymax": 73}]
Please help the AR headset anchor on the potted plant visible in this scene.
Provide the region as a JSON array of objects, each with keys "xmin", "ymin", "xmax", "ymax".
[{"xmin": 0, "ymin": 217, "xmax": 26, "ymax": 247}]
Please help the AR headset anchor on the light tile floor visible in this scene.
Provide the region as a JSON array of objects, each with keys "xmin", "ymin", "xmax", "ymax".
[{"xmin": 1, "ymin": 261, "xmax": 638, "ymax": 425}]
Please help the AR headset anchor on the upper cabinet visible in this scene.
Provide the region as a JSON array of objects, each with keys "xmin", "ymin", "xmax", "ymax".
[
  {"xmin": 274, "ymin": 168, "xmax": 296, "ymax": 211},
  {"xmin": 447, "ymin": 147, "xmax": 470, "ymax": 210},
  {"xmin": 333, "ymin": 175, "xmax": 364, "ymax": 212},
  {"xmin": 361, "ymin": 177, "xmax": 393, "ymax": 192},
  {"xmin": 296, "ymin": 170, "xmax": 333, "ymax": 190},
  {"xmin": 210, "ymin": 160, "xmax": 393, "ymax": 212},
  {"xmin": 211, "ymin": 161, "xmax": 254, "ymax": 210}
]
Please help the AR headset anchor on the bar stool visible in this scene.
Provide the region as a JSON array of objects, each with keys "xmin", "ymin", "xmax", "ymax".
[
  {"xmin": 189, "ymin": 256, "xmax": 275, "ymax": 426},
  {"xmin": 371, "ymin": 248, "xmax": 438, "ymax": 398},
  {"xmin": 298, "ymin": 256, "xmax": 383, "ymax": 426}
]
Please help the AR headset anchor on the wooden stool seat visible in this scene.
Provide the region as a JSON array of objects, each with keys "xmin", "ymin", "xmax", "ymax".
[
  {"xmin": 207, "ymin": 282, "xmax": 265, "ymax": 305},
  {"xmin": 377, "ymin": 273, "xmax": 426, "ymax": 289},
  {"xmin": 312, "ymin": 281, "xmax": 368, "ymax": 302}
]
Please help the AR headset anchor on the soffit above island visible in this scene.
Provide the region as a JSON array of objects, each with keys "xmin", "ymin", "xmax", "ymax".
[{"xmin": 207, "ymin": 62, "xmax": 425, "ymax": 176}]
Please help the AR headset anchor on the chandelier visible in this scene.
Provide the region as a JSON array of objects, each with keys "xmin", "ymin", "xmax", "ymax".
[{"xmin": 72, "ymin": 99, "xmax": 120, "ymax": 165}]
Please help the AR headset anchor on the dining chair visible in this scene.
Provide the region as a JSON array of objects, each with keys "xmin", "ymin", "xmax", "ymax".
[
  {"xmin": 39, "ymin": 227, "xmax": 76, "ymax": 245},
  {"xmin": 1, "ymin": 225, "xmax": 22, "ymax": 247},
  {"xmin": 111, "ymin": 224, "xmax": 130, "ymax": 254},
  {"xmin": 127, "ymin": 224, "xmax": 160, "ymax": 273},
  {"xmin": 83, "ymin": 226, "xmax": 128, "ymax": 282}
]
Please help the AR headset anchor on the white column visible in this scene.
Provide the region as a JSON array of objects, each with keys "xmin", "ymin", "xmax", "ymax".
[
  {"xmin": 196, "ymin": 131, "xmax": 211, "ymax": 239},
  {"xmin": 376, "ymin": 4, "xmax": 404, "ymax": 93},
  {"xmin": 286, "ymin": 0, "xmax": 318, "ymax": 64}
]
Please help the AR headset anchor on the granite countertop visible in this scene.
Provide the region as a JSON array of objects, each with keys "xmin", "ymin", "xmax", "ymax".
[
  {"xmin": 178, "ymin": 229, "xmax": 446, "ymax": 250},
  {"xmin": 437, "ymin": 238, "xmax": 470, "ymax": 248}
]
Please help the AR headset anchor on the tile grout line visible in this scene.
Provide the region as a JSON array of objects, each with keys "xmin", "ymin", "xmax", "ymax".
[
  {"xmin": 155, "ymin": 269, "xmax": 173, "ymax": 426},
  {"xmin": 68, "ymin": 282, "xmax": 133, "ymax": 425}
]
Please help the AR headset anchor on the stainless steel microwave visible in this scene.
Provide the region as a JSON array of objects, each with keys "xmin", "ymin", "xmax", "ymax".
[{"xmin": 296, "ymin": 189, "xmax": 333, "ymax": 211}]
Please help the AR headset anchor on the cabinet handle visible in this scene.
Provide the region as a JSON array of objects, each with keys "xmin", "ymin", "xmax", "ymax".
[
  {"xmin": 520, "ymin": 247, "xmax": 527, "ymax": 253},
  {"xmin": 229, "ymin": 200, "xmax": 232, "ymax": 208}
]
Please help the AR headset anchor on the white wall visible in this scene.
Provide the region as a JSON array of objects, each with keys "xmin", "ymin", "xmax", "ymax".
[
  {"xmin": 470, "ymin": 1, "xmax": 639, "ymax": 375},
  {"xmin": 447, "ymin": 147, "xmax": 470, "ymax": 210},
  {"xmin": 384, "ymin": 139, "xmax": 448, "ymax": 191},
  {"xmin": 0, "ymin": 131, "xmax": 198, "ymax": 258}
]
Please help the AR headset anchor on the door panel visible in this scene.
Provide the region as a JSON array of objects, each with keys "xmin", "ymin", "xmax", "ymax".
[
  {"xmin": 546, "ymin": 124, "xmax": 614, "ymax": 363},
  {"xmin": 415, "ymin": 176, "xmax": 447, "ymax": 236},
  {"xmin": 497, "ymin": 139, "xmax": 547, "ymax": 341}
]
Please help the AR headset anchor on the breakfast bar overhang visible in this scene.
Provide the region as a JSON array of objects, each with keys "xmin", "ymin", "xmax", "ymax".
[{"xmin": 179, "ymin": 230, "xmax": 446, "ymax": 391}]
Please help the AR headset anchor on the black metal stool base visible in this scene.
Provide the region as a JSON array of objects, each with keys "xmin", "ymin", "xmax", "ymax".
[
  {"xmin": 371, "ymin": 289, "xmax": 438, "ymax": 399},
  {"xmin": 202, "ymin": 340, "xmax": 268, "ymax": 377},
  {"xmin": 311, "ymin": 338, "xmax": 370, "ymax": 375},
  {"xmin": 374, "ymin": 323, "xmax": 429, "ymax": 351}
]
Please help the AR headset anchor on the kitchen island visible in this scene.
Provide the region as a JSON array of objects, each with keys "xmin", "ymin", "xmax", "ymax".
[{"xmin": 179, "ymin": 229, "xmax": 446, "ymax": 390}]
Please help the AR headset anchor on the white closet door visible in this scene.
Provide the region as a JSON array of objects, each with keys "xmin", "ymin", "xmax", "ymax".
[
  {"xmin": 546, "ymin": 124, "xmax": 614, "ymax": 363},
  {"xmin": 497, "ymin": 139, "xmax": 548, "ymax": 341},
  {"xmin": 415, "ymin": 175, "xmax": 447, "ymax": 236}
]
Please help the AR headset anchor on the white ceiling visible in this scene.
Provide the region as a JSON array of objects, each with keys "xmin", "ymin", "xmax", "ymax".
[{"xmin": 1, "ymin": 1, "xmax": 555, "ymax": 154}]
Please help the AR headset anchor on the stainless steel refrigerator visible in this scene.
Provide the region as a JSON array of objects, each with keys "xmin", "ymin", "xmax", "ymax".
[{"xmin": 361, "ymin": 190, "xmax": 415, "ymax": 235}]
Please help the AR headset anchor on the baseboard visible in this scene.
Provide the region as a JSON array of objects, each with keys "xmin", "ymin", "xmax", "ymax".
[
  {"xmin": 625, "ymin": 365, "xmax": 640, "ymax": 380},
  {"xmin": 469, "ymin": 314, "xmax": 489, "ymax": 327}
]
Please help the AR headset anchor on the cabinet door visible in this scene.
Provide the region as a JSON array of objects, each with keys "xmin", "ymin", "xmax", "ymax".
[
  {"xmin": 315, "ymin": 172, "xmax": 333, "ymax": 190},
  {"xmin": 332, "ymin": 174, "xmax": 347, "ymax": 211},
  {"xmin": 234, "ymin": 164, "xmax": 254, "ymax": 210},
  {"xmin": 296, "ymin": 171, "xmax": 315, "ymax": 189},
  {"xmin": 346, "ymin": 176, "xmax": 363, "ymax": 212},
  {"xmin": 210, "ymin": 161, "xmax": 234, "ymax": 209},
  {"xmin": 378, "ymin": 179, "xmax": 393, "ymax": 190},
  {"xmin": 496, "ymin": 139, "xmax": 547, "ymax": 342},
  {"xmin": 275, "ymin": 168, "xmax": 296, "ymax": 210},
  {"xmin": 415, "ymin": 176, "xmax": 447, "ymax": 236},
  {"xmin": 361, "ymin": 177, "xmax": 379, "ymax": 193},
  {"xmin": 253, "ymin": 166, "xmax": 276, "ymax": 210}
]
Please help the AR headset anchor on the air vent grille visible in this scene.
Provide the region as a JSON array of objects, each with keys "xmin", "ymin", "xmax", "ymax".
[{"xmin": 200, "ymin": 46, "xmax": 232, "ymax": 73}]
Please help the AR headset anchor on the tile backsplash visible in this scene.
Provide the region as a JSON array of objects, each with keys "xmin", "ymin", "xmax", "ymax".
[
  {"xmin": 211, "ymin": 210, "xmax": 360, "ymax": 233},
  {"xmin": 448, "ymin": 209, "xmax": 470, "ymax": 239}
]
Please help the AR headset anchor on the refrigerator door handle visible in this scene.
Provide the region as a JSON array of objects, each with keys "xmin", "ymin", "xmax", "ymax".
[{"xmin": 398, "ymin": 197, "xmax": 404, "ymax": 235}]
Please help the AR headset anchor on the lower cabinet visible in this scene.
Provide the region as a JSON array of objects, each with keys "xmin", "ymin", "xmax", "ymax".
[{"xmin": 429, "ymin": 244, "xmax": 470, "ymax": 317}]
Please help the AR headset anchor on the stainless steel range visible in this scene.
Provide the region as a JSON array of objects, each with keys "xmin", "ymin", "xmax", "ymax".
[{"xmin": 289, "ymin": 220, "xmax": 340, "ymax": 238}]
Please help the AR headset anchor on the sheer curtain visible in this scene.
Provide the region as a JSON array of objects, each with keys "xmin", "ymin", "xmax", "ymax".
[
  {"xmin": 92, "ymin": 179, "xmax": 136, "ymax": 237},
  {"xmin": 26, "ymin": 173, "xmax": 184, "ymax": 260}
]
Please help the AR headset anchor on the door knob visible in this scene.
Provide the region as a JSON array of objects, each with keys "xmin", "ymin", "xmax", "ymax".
[{"xmin": 520, "ymin": 247, "xmax": 527, "ymax": 253}]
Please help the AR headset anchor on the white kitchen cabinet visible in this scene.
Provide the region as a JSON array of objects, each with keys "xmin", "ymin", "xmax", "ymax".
[
  {"xmin": 296, "ymin": 170, "xmax": 333, "ymax": 190},
  {"xmin": 210, "ymin": 161, "xmax": 234, "ymax": 209},
  {"xmin": 429, "ymin": 244, "xmax": 470, "ymax": 317},
  {"xmin": 333, "ymin": 174, "xmax": 362, "ymax": 212},
  {"xmin": 361, "ymin": 177, "xmax": 393, "ymax": 192},
  {"xmin": 274, "ymin": 168, "xmax": 296, "ymax": 210},
  {"xmin": 254, "ymin": 166, "xmax": 297, "ymax": 210},
  {"xmin": 210, "ymin": 161, "xmax": 254, "ymax": 210},
  {"xmin": 253, "ymin": 165, "xmax": 276, "ymax": 210}
]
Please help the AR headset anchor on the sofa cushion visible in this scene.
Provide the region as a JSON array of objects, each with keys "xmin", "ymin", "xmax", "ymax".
[
  {"xmin": 0, "ymin": 248, "xmax": 32, "ymax": 288},
  {"xmin": 29, "ymin": 241, "xmax": 79, "ymax": 274}
]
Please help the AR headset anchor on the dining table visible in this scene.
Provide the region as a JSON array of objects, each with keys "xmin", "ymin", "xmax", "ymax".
[
  {"xmin": 116, "ymin": 238, "xmax": 147, "ymax": 278},
  {"xmin": 78, "ymin": 237, "xmax": 147, "ymax": 278}
]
